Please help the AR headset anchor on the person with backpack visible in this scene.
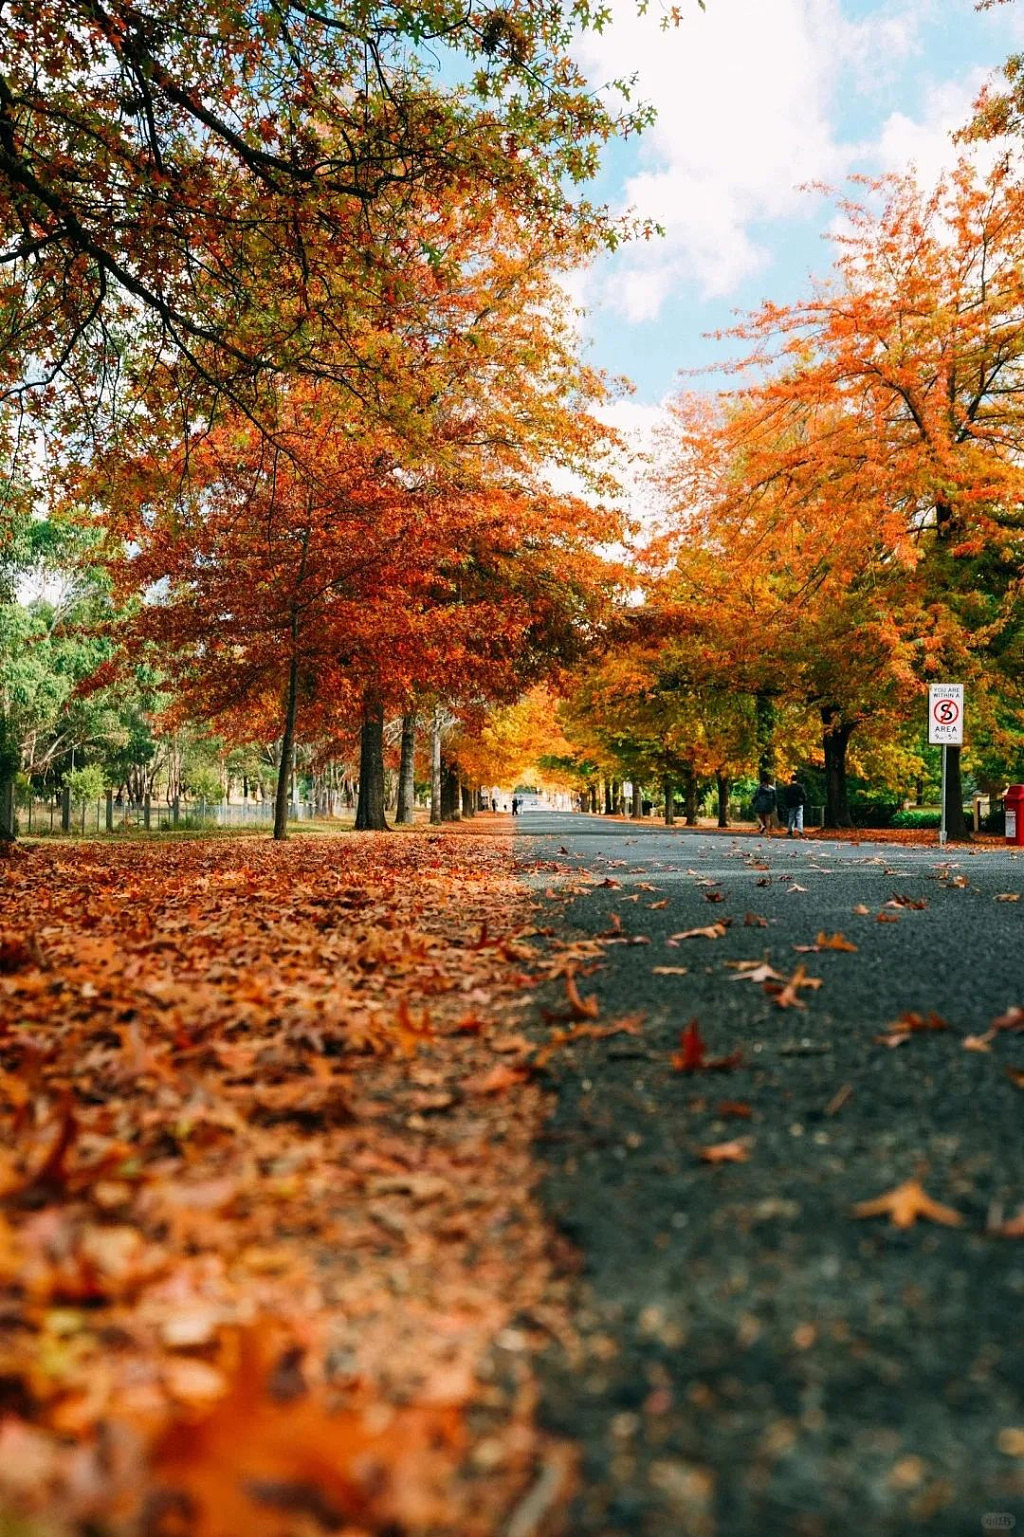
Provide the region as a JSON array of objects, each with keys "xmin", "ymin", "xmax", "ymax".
[
  {"xmin": 783, "ymin": 774, "xmax": 807, "ymax": 837},
  {"xmin": 752, "ymin": 775, "xmax": 778, "ymax": 835}
]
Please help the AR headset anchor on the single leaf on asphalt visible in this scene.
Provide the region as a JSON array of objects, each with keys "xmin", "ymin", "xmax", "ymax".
[
  {"xmin": 673, "ymin": 1020, "xmax": 707, "ymax": 1073},
  {"xmin": 564, "ymin": 972, "xmax": 599, "ymax": 1020},
  {"xmin": 876, "ymin": 912, "xmax": 900, "ymax": 924},
  {"xmin": 648, "ymin": 899, "xmax": 669, "ymax": 909},
  {"xmin": 994, "ymin": 893, "xmax": 1020, "ymax": 903},
  {"xmin": 651, "ymin": 966, "xmax": 689, "ymax": 975},
  {"xmin": 1006, "ymin": 1068, "xmax": 1024, "ymax": 1090},
  {"xmin": 698, "ymin": 1139, "xmax": 750, "ymax": 1164},
  {"xmin": 886, "ymin": 894, "xmax": 928, "ymax": 910},
  {"xmin": 764, "ymin": 964, "xmax": 821, "ymax": 1009},
  {"xmin": 992, "ymin": 1006, "xmax": 1024, "ymax": 1034},
  {"xmin": 670, "ymin": 924, "xmax": 727, "ymax": 941},
  {"xmin": 852, "ymin": 904, "xmax": 871, "ymax": 915},
  {"xmin": 851, "ymin": 1178, "xmax": 963, "ymax": 1229},
  {"xmin": 990, "ymin": 1209, "xmax": 1024, "ymax": 1237},
  {"xmin": 744, "ymin": 912, "xmax": 769, "ymax": 928},
  {"xmin": 671, "ymin": 1022, "xmax": 742, "ymax": 1074},
  {"xmin": 729, "ymin": 963, "xmax": 783, "ymax": 984},
  {"xmin": 704, "ymin": 890, "xmax": 726, "ymax": 903},
  {"xmin": 817, "ymin": 931, "xmax": 858, "ymax": 952},
  {"xmin": 715, "ymin": 1100, "xmax": 753, "ymax": 1119},
  {"xmin": 874, "ymin": 1011, "xmax": 948, "ymax": 1048},
  {"xmin": 963, "ymin": 1035, "xmax": 993, "ymax": 1052},
  {"xmin": 787, "ymin": 884, "xmax": 808, "ymax": 893}
]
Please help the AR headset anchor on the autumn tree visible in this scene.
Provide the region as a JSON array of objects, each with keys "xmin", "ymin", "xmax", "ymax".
[{"xmin": 715, "ymin": 160, "xmax": 1024, "ymax": 835}]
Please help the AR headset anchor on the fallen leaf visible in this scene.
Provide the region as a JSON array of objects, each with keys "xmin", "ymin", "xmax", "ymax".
[
  {"xmin": 672, "ymin": 1021, "xmax": 742, "ymax": 1074},
  {"xmin": 698, "ymin": 1139, "xmax": 750, "ymax": 1164},
  {"xmin": 876, "ymin": 912, "xmax": 900, "ymax": 924},
  {"xmin": 669, "ymin": 924, "xmax": 727, "ymax": 941},
  {"xmin": 851, "ymin": 1178, "xmax": 963, "ymax": 1229},
  {"xmin": 1006, "ymin": 1067, "xmax": 1024, "ymax": 1090},
  {"xmin": 461, "ymin": 1063, "xmax": 530, "ymax": 1096},
  {"xmin": 564, "ymin": 972, "xmax": 599, "ymax": 1020},
  {"xmin": 651, "ymin": 966, "xmax": 689, "ymax": 976},
  {"xmin": 729, "ymin": 963, "xmax": 782, "ymax": 984},
  {"xmin": 852, "ymin": 904, "xmax": 871, "ymax": 915},
  {"xmin": 743, "ymin": 912, "xmax": 769, "ymax": 928},
  {"xmin": 995, "ymin": 893, "xmax": 1020, "ymax": 902},
  {"xmin": 715, "ymin": 1100, "xmax": 752, "ymax": 1119},
  {"xmin": 874, "ymin": 1011, "xmax": 948, "ymax": 1048}
]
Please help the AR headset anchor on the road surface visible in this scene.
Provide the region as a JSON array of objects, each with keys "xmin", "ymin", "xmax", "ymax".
[{"xmin": 514, "ymin": 812, "xmax": 1024, "ymax": 1537}]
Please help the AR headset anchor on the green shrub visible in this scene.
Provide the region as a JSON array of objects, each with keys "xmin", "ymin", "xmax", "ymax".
[
  {"xmin": 891, "ymin": 808, "xmax": 941, "ymax": 829},
  {"xmin": 64, "ymin": 764, "xmax": 108, "ymax": 805}
]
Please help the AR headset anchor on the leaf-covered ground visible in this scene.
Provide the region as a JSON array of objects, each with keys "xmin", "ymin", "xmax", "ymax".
[{"xmin": 0, "ymin": 832, "xmax": 587, "ymax": 1536}]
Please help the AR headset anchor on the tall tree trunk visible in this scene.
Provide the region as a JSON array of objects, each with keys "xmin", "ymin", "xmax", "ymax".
[
  {"xmin": 590, "ymin": 785, "xmax": 598, "ymax": 814},
  {"xmin": 273, "ymin": 649, "xmax": 300, "ymax": 841},
  {"xmin": 821, "ymin": 707, "xmax": 855, "ymax": 829},
  {"xmin": 396, "ymin": 713, "xmax": 416, "ymax": 825},
  {"xmin": 354, "ymin": 691, "xmax": 389, "ymax": 831},
  {"xmin": 663, "ymin": 775, "xmax": 675, "ymax": 826},
  {"xmin": 604, "ymin": 779, "xmax": 613, "ymax": 815},
  {"xmin": 682, "ymin": 765, "xmax": 700, "ymax": 826},
  {"xmin": 430, "ymin": 708, "xmax": 442, "ymax": 825},
  {"xmin": 0, "ymin": 772, "xmax": 15, "ymax": 842},
  {"xmin": 716, "ymin": 770, "xmax": 731, "ymax": 828},
  {"xmin": 755, "ymin": 691, "xmax": 776, "ymax": 778},
  {"xmin": 441, "ymin": 760, "xmax": 461, "ymax": 820},
  {"xmin": 943, "ymin": 746, "xmax": 971, "ymax": 841},
  {"xmin": 461, "ymin": 784, "xmax": 474, "ymax": 818},
  {"xmin": 632, "ymin": 782, "xmax": 643, "ymax": 819}
]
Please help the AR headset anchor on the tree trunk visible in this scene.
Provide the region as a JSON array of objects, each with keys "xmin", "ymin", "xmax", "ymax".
[
  {"xmin": 603, "ymin": 779, "xmax": 613, "ymax": 815},
  {"xmin": 943, "ymin": 745, "xmax": 971, "ymax": 841},
  {"xmin": 590, "ymin": 785, "xmax": 598, "ymax": 814},
  {"xmin": 396, "ymin": 713, "xmax": 416, "ymax": 825},
  {"xmin": 682, "ymin": 765, "xmax": 700, "ymax": 826},
  {"xmin": 430, "ymin": 709, "xmax": 442, "ymax": 825},
  {"xmin": 354, "ymin": 691, "xmax": 389, "ymax": 831},
  {"xmin": 663, "ymin": 776, "xmax": 675, "ymax": 826},
  {"xmin": 461, "ymin": 784, "xmax": 474, "ymax": 818},
  {"xmin": 716, "ymin": 770, "xmax": 731, "ymax": 828},
  {"xmin": 273, "ymin": 650, "xmax": 300, "ymax": 841},
  {"xmin": 821, "ymin": 707, "xmax": 855, "ymax": 829},
  {"xmin": 755, "ymin": 691, "xmax": 776, "ymax": 778},
  {"xmin": 0, "ymin": 772, "xmax": 15, "ymax": 842},
  {"xmin": 441, "ymin": 760, "xmax": 461, "ymax": 820},
  {"xmin": 632, "ymin": 782, "xmax": 643, "ymax": 819}
]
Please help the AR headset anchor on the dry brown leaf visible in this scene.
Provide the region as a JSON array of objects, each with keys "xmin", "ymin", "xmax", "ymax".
[
  {"xmin": 670, "ymin": 924, "xmax": 727, "ymax": 941},
  {"xmin": 651, "ymin": 965, "xmax": 689, "ymax": 976}
]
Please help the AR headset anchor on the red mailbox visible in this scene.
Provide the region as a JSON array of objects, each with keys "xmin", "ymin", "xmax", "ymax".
[{"xmin": 1005, "ymin": 785, "xmax": 1024, "ymax": 846}]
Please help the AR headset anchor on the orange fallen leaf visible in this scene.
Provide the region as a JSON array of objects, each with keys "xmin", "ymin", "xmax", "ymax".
[
  {"xmin": 1006, "ymin": 1067, "xmax": 1024, "ymax": 1090},
  {"xmin": 461, "ymin": 1063, "xmax": 530, "ymax": 1096},
  {"xmin": 670, "ymin": 924, "xmax": 727, "ymax": 941},
  {"xmin": 715, "ymin": 1100, "xmax": 752, "ymax": 1119},
  {"xmin": 816, "ymin": 931, "xmax": 858, "ymax": 952},
  {"xmin": 564, "ymin": 972, "xmax": 599, "ymax": 1020},
  {"xmin": 672, "ymin": 1021, "xmax": 741, "ymax": 1074},
  {"xmin": 852, "ymin": 903, "xmax": 871, "ymax": 915},
  {"xmin": 851, "ymin": 1178, "xmax": 963, "ymax": 1229},
  {"xmin": 874, "ymin": 1011, "xmax": 948, "ymax": 1048},
  {"xmin": 744, "ymin": 912, "xmax": 768, "ymax": 928},
  {"xmin": 698, "ymin": 1139, "xmax": 750, "ymax": 1164}
]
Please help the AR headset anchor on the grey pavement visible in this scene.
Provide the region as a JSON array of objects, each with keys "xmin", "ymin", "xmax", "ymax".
[{"xmin": 513, "ymin": 812, "xmax": 1024, "ymax": 1537}]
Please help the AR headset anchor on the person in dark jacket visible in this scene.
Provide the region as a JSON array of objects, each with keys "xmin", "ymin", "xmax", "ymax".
[
  {"xmin": 752, "ymin": 776, "xmax": 778, "ymax": 835},
  {"xmin": 783, "ymin": 774, "xmax": 807, "ymax": 837}
]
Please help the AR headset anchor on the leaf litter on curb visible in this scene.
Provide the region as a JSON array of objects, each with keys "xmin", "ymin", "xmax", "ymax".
[{"xmin": 0, "ymin": 833, "xmax": 577, "ymax": 1534}]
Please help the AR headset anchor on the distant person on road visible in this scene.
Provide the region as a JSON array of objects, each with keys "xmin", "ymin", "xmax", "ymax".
[
  {"xmin": 752, "ymin": 775, "xmax": 778, "ymax": 836},
  {"xmin": 491, "ymin": 796, "xmax": 498, "ymax": 813},
  {"xmin": 511, "ymin": 796, "xmax": 519, "ymax": 817},
  {"xmin": 783, "ymin": 774, "xmax": 806, "ymax": 837}
]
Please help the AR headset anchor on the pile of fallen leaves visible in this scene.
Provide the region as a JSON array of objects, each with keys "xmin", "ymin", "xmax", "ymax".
[{"xmin": 0, "ymin": 833, "xmax": 582, "ymax": 1536}]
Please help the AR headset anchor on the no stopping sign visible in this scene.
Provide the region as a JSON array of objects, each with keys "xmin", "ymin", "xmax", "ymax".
[{"xmin": 928, "ymin": 684, "xmax": 964, "ymax": 745}]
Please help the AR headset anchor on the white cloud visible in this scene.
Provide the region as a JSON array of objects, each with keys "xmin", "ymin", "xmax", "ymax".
[
  {"xmin": 574, "ymin": 0, "xmax": 879, "ymax": 317},
  {"xmin": 871, "ymin": 68, "xmax": 998, "ymax": 188}
]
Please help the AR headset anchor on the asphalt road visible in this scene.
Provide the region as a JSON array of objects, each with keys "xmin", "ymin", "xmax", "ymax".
[{"xmin": 514, "ymin": 812, "xmax": 1024, "ymax": 1537}]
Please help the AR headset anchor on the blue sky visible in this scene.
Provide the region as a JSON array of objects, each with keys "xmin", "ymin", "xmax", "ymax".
[{"xmin": 568, "ymin": 0, "xmax": 1024, "ymax": 428}]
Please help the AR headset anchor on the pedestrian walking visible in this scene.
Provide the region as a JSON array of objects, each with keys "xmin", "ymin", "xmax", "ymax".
[
  {"xmin": 751, "ymin": 775, "xmax": 778, "ymax": 835},
  {"xmin": 783, "ymin": 774, "xmax": 806, "ymax": 837},
  {"xmin": 511, "ymin": 796, "xmax": 519, "ymax": 817}
]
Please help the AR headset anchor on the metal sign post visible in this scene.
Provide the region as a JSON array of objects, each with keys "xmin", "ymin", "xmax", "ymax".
[{"xmin": 928, "ymin": 684, "xmax": 964, "ymax": 847}]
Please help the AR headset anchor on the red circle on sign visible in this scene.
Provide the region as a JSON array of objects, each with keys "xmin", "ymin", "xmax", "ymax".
[{"xmin": 932, "ymin": 699, "xmax": 960, "ymax": 725}]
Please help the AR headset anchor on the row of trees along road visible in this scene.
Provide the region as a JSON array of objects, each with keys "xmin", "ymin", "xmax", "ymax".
[
  {"xmin": 558, "ymin": 148, "xmax": 1024, "ymax": 835},
  {"xmin": 0, "ymin": 0, "xmax": 681, "ymax": 837}
]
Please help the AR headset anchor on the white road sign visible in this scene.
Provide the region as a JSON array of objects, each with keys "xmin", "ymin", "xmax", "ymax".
[{"xmin": 928, "ymin": 683, "xmax": 964, "ymax": 746}]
